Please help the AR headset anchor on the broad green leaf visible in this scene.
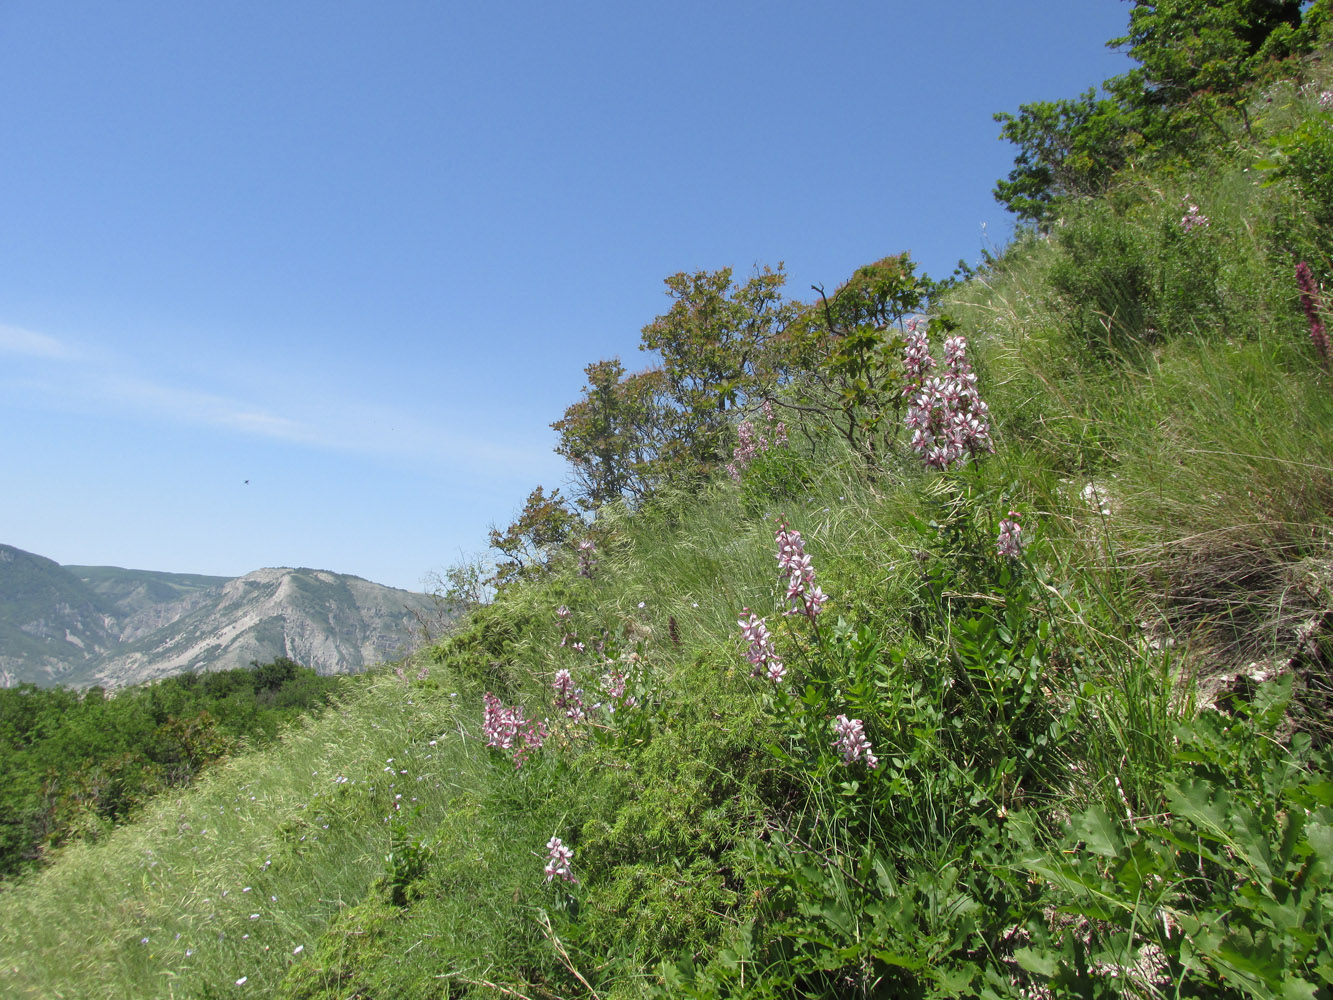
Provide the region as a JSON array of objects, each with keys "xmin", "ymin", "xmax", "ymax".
[
  {"xmin": 1013, "ymin": 947, "xmax": 1059, "ymax": 977},
  {"xmin": 1072, "ymin": 804, "xmax": 1123, "ymax": 857}
]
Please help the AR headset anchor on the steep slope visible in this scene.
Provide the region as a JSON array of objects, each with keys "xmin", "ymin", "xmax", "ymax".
[{"xmin": 0, "ymin": 548, "xmax": 444, "ymax": 687}]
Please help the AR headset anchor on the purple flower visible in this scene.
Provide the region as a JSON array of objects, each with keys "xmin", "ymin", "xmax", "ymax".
[
  {"xmin": 544, "ymin": 836, "xmax": 577, "ymax": 883},
  {"xmin": 1297, "ymin": 261, "xmax": 1331, "ymax": 368},
  {"xmin": 832, "ymin": 714, "xmax": 878, "ymax": 768},
  {"xmin": 482, "ymin": 692, "xmax": 547, "ymax": 768},
  {"xmin": 577, "ymin": 540, "xmax": 597, "ymax": 578},
  {"xmin": 1179, "ymin": 199, "xmax": 1209, "ymax": 233},
  {"xmin": 553, "ymin": 668, "xmax": 586, "ymax": 720}
]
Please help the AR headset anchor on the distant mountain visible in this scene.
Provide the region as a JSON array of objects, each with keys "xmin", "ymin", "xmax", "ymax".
[{"xmin": 0, "ymin": 544, "xmax": 443, "ymax": 688}]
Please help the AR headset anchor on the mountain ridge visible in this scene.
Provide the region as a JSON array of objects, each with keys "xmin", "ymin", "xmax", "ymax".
[{"xmin": 0, "ymin": 544, "xmax": 441, "ymax": 688}]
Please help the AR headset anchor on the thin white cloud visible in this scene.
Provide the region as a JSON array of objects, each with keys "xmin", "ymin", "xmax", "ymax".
[
  {"xmin": 0, "ymin": 324, "xmax": 81, "ymax": 361},
  {"xmin": 0, "ymin": 320, "xmax": 557, "ymax": 477}
]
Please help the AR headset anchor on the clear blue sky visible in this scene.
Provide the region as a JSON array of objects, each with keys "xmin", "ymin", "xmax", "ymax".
[{"xmin": 0, "ymin": 1, "xmax": 1132, "ymax": 592}]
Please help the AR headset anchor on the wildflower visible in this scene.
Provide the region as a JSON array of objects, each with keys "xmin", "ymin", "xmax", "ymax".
[
  {"xmin": 1297, "ymin": 261, "xmax": 1331, "ymax": 368},
  {"xmin": 556, "ymin": 605, "xmax": 571, "ymax": 620},
  {"xmin": 739, "ymin": 610, "xmax": 785, "ymax": 682},
  {"xmin": 1179, "ymin": 199, "xmax": 1209, "ymax": 233},
  {"xmin": 482, "ymin": 692, "xmax": 546, "ymax": 767},
  {"xmin": 996, "ymin": 511, "xmax": 1024, "ymax": 559},
  {"xmin": 902, "ymin": 331, "xmax": 992, "ymax": 469},
  {"xmin": 832, "ymin": 714, "xmax": 879, "ymax": 768},
  {"xmin": 577, "ymin": 539, "xmax": 597, "ymax": 578},
  {"xmin": 236, "ymin": 977, "xmax": 248, "ymax": 986},
  {"xmin": 729, "ymin": 402, "xmax": 790, "ymax": 480},
  {"xmin": 775, "ymin": 521, "xmax": 826, "ymax": 618},
  {"xmin": 544, "ymin": 836, "xmax": 577, "ymax": 883},
  {"xmin": 552, "ymin": 668, "xmax": 586, "ymax": 720},
  {"xmin": 1320, "ymin": 90, "xmax": 1333, "ymax": 109},
  {"xmin": 901, "ymin": 318, "xmax": 935, "ymax": 394},
  {"xmin": 293, "ymin": 945, "xmax": 304, "ymax": 955}
]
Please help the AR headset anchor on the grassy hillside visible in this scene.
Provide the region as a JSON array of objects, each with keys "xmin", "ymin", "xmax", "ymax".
[{"xmin": 6, "ymin": 10, "xmax": 1333, "ymax": 1000}]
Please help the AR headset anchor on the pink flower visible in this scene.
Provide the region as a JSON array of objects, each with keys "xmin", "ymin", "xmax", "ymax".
[
  {"xmin": 832, "ymin": 714, "xmax": 878, "ymax": 768},
  {"xmin": 544, "ymin": 836, "xmax": 577, "ymax": 883},
  {"xmin": 901, "ymin": 318, "xmax": 936, "ymax": 395},
  {"xmin": 553, "ymin": 668, "xmax": 585, "ymax": 720},
  {"xmin": 775, "ymin": 521, "xmax": 825, "ymax": 619},
  {"xmin": 482, "ymin": 692, "xmax": 547, "ymax": 768},
  {"xmin": 577, "ymin": 539, "xmax": 597, "ymax": 578},
  {"xmin": 1297, "ymin": 261, "xmax": 1331, "ymax": 368},
  {"xmin": 996, "ymin": 511, "xmax": 1024, "ymax": 560},
  {"xmin": 901, "ymin": 330, "xmax": 991, "ymax": 469},
  {"xmin": 739, "ymin": 609, "xmax": 785, "ymax": 682},
  {"xmin": 1180, "ymin": 202, "xmax": 1209, "ymax": 233},
  {"xmin": 729, "ymin": 403, "xmax": 789, "ymax": 480}
]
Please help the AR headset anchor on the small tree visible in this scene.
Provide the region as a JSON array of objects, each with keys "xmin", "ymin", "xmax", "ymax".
[
  {"xmin": 486, "ymin": 486, "xmax": 581, "ymax": 588},
  {"xmin": 639, "ymin": 264, "xmax": 799, "ymax": 470},
  {"xmin": 782, "ymin": 254, "xmax": 939, "ymax": 459}
]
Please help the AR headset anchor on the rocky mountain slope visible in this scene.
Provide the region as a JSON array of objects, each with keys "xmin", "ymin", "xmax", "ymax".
[{"xmin": 0, "ymin": 544, "xmax": 441, "ymax": 687}]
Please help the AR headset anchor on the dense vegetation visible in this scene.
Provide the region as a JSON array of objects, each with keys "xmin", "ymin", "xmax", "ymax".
[
  {"xmin": 0, "ymin": 658, "xmax": 342, "ymax": 879},
  {"xmin": 6, "ymin": 1, "xmax": 1333, "ymax": 997}
]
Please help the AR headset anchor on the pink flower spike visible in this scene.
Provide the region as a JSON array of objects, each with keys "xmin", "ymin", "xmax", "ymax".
[
  {"xmin": 996, "ymin": 511, "xmax": 1025, "ymax": 560},
  {"xmin": 833, "ymin": 714, "xmax": 878, "ymax": 769},
  {"xmin": 544, "ymin": 836, "xmax": 576, "ymax": 883}
]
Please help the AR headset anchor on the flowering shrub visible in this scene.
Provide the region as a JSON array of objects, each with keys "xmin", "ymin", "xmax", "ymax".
[
  {"xmin": 577, "ymin": 539, "xmax": 597, "ymax": 578},
  {"xmin": 775, "ymin": 521, "xmax": 827, "ymax": 618},
  {"xmin": 902, "ymin": 331, "xmax": 993, "ymax": 469},
  {"xmin": 738, "ymin": 611, "xmax": 784, "ymax": 683},
  {"xmin": 552, "ymin": 668, "xmax": 586, "ymax": 720},
  {"xmin": 481, "ymin": 692, "xmax": 547, "ymax": 768},
  {"xmin": 726, "ymin": 401, "xmax": 790, "ymax": 482}
]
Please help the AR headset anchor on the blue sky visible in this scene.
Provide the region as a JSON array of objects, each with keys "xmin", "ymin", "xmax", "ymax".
[{"xmin": 0, "ymin": 1, "xmax": 1132, "ymax": 592}]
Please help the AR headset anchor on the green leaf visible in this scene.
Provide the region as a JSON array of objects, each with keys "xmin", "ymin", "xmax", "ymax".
[
  {"xmin": 1012, "ymin": 946, "xmax": 1059, "ymax": 978},
  {"xmin": 1280, "ymin": 977, "xmax": 1320, "ymax": 1000},
  {"xmin": 1071, "ymin": 805, "xmax": 1123, "ymax": 857}
]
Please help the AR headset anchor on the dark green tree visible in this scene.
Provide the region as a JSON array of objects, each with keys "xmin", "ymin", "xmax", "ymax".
[
  {"xmin": 639, "ymin": 264, "xmax": 799, "ymax": 470},
  {"xmin": 993, "ymin": 0, "xmax": 1327, "ymax": 222}
]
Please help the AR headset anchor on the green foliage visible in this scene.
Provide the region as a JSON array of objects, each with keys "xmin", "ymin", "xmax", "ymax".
[
  {"xmin": 640, "ymin": 265, "xmax": 799, "ymax": 470},
  {"xmin": 0, "ymin": 658, "xmax": 340, "ymax": 879},
  {"xmin": 1025, "ymin": 677, "xmax": 1333, "ymax": 998},
  {"xmin": 553, "ymin": 359, "xmax": 681, "ymax": 507},
  {"xmin": 993, "ymin": 0, "xmax": 1326, "ymax": 222},
  {"xmin": 486, "ymin": 485, "xmax": 582, "ymax": 587},
  {"xmin": 993, "ymin": 90, "xmax": 1136, "ymax": 224},
  {"xmin": 1268, "ymin": 108, "xmax": 1333, "ymax": 229},
  {"xmin": 1046, "ymin": 193, "xmax": 1225, "ymax": 355},
  {"xmin": 783, "ymin": 254, "xmax": 939, "ymax": 460}
]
